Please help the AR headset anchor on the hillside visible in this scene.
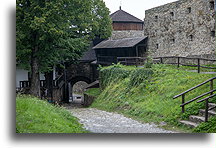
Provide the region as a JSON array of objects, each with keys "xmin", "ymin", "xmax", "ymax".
[{"xmin": 86, "ymin": 64, "xmax": 216, "ymax": 133}]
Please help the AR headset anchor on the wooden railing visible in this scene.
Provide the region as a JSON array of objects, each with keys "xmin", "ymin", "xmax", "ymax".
[
  {"xmin": 19, "ymin": 75, "xmax": 65, "ymax": 89},
  {"xmin": 116, "ymin": 56, "xmax": 216, "ymax": 73},
  {"xmin": 117, "ymin": 57, "xmax": 147, "ymax": 66},
  {"xmin": 173, "ymin": 77, "xmax": 216, "ymax": 122},
  {"xmin": 19, "ymin": 81, "xmax": 30, "ymax": 88},
  {"xmin": 97, "ymin": 56, "xmax": 118, "ymax": 65},
  {"xmin": 155, "ymin": 56, "xmax": 216, "ymax": 73},
  {"xmin": 19, "ymin": 80, "xmax": 46, "ymax": 88}
]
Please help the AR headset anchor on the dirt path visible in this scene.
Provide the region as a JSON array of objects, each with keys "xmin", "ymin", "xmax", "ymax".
[{"xmin": 66, "ymin": 107, "xmax": 177, "ymax": 133}]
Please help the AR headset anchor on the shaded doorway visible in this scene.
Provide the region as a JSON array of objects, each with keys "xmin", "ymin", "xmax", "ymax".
[{"xmin": 68, "ymin": 76, "xmax": 91, "ymax": 104}]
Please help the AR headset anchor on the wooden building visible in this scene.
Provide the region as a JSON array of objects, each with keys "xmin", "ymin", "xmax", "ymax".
[
  {"xmin": 110, "ymin": 7, "xmax": 144, "ymax": 31},
  {"xmin": 93, "ymin": 36, "xmax": 148, "ymax": 65}
]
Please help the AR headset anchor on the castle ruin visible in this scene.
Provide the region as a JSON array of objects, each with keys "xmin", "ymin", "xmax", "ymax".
[{"xmin": 144, "ymin": 0, "xmax": 215, "ymax": 59}]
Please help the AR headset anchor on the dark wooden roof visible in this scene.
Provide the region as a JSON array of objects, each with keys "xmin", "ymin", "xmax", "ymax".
[
  {"xmin": 93, "ymin": 37, "xmax": 147, "ymax": 49},
  {"xmin": 110, "ymin": 9, "xmax": 143, "ymax": 23},
  {"xmin": 79, "ymin": 49, "xmax": 96, "ymax": 62}
]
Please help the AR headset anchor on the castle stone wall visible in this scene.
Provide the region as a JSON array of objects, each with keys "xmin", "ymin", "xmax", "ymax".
[{"xmin": 144, "ymin": 0, "xmax": 215, "ymax": 59}]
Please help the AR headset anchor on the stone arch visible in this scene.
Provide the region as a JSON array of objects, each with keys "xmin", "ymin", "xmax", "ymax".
[
  {"xmin": 69, "ymin": 76, "xmax": 92, "ymax": 85},
  {"xmin": 66, "ymin": 76, "xmax": 92, "ymax": 103}
]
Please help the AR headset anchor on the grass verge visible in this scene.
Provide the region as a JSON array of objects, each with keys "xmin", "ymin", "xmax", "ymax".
[{"xmin": 16, "ymin": 95, "xmax": 88, "ymax": 133}]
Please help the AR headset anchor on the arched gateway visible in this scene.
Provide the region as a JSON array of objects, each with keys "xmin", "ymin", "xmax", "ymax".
[{"xmin": 61, "ymin": 59, "xmax": 98, "ymax": 103}]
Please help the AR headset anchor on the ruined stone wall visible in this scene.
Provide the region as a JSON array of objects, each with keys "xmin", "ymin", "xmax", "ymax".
[
  {"xmin": 144, "ymin": 0, "xmax": 215, "ymax": 59},
  {"xmin": 110, "ymin": 30, "xmax": 144, "ymax": 40}
]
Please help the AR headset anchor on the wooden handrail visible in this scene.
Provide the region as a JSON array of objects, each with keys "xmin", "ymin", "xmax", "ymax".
[
  {"xmin": 117, "ymin": 57, "xmax": 143, "ymax": 59},
  {"xmin": 173, "ymin": 77, "xmax": 216, "ymax": 121},
  {"xmin": 196, "ymin": 93, "xmax": 216, "ymax": 122},
  {"xmin": 180, "ymin": 89, "xmax": 216, "ymax": 107},
  {"xmin": 173, "ymin": 77, "xmax": 216, "ymax": 99},
  {"xmin": 197, "ymin": 94, "xmax": 216, "ymax": 103},
  {"xmin": 200, "ymin": 66, "xmax": 216, "ymax": 69}
]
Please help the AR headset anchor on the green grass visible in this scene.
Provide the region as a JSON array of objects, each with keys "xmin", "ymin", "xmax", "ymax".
[
  {"xmin": 177, "ymin": 64, "xmax": 216, "ymax": 72},
  {"xmin": 85, "ymin": 88, "xmax": 101, "ymax": 97},
  {"xmin": 16, "ymin": 95, "xmax": 88, "ymax": 133},
  {"xmin": 193, "ymin": 116, "xmax": 216, "ymax": 133},
  {"xmin": 88, "ymin": 64, "xmax": 216, "ymax": 133}
]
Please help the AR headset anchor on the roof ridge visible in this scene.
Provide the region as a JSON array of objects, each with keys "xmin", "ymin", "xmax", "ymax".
[
  {"xmin": 119, "ymin": 9, "xmax": 143, "ymax": 22},
  {"xmin": 110, "ymin": 9, "xmax": 143, "ymax": 23}
]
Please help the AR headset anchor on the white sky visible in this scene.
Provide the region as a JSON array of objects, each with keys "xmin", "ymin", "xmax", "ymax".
[{"xmin": 103, "ymin": 0, "xmax": 178, "ymax": 20}]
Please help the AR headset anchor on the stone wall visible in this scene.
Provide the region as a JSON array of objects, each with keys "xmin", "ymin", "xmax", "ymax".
[
  {"xmin": 66, "ymin": 62, "xmax": 98, "ymax": 83},
  {"xmin": 110, "ymin": 30, "xmax": 144, "ymax": 40},
  {"xmin": 144, "ymin": 0, "xmax": 215, "ymax": 59}
]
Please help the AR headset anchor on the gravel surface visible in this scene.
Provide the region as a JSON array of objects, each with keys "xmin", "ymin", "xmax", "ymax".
[{"xmin": 66, "ymin": 107, "xmax": 176, "ymax": 133}]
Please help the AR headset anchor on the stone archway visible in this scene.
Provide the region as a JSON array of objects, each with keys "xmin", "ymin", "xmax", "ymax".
[{"xmin": 67, "ymin": 76, "xmax": 92, "ymax": 104}]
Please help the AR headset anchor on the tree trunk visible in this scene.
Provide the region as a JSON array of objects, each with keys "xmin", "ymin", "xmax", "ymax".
[{"xmin": 29, "ymin": 45, "xmax": 41, "ymax": 97}]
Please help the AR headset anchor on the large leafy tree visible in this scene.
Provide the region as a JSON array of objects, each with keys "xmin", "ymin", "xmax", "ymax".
[{"xmin": 16, "ymin": 0, "xmax": 112, "ymax": 97}]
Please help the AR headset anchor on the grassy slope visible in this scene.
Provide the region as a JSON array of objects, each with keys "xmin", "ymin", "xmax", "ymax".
[
  {"xmin": 87, "ymin": 64, "xmax": 216, "ymax": 133},
  {"xmin": 16, "ymin": 95, "xmax": 88, "ymax": 133}
]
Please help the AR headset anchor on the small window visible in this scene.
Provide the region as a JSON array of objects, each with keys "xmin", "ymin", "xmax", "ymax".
[
  {"xmin": 171, "ymin": 38, "xmax": 175, "ymax": 43},
  {"xmin": 189, "ymin": 35, "xmax": 193, "ymax": 41},
  {"xmin": 170, "ymin": 12, "xmax": 174, "ymax": 17},
  {"xmin": 187, "ymin": 7, "xmax": 191, "ymax": 13},
  {"xmin": 210, "ymin": 1, "xmax": 215, "ymax": 10},
  {"xmin": 211, "ymin": 31, "xmax": 215, "ymax": 37},
  {"xmin": 155, "ymin": 15, "xmax": 158, "ymax": 20},
  {"xmin": 156, "ymin": 44, "xmax": 159, "ymax": 49}
]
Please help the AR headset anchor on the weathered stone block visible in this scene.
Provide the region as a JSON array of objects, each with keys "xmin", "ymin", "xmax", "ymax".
[{"xmin": 144, "ymin": 0, "xmax": 215, "ymax": 59}]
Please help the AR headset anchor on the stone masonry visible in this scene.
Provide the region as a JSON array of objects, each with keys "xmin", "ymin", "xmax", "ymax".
[{"xmin": 144, "ymin": 0, "xmax": 215, "ymax": 59}]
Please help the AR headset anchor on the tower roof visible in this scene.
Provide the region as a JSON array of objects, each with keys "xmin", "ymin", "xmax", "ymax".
[{"xmin": 110, "ymin": 9, "xmax": 143, "ymax": 23}]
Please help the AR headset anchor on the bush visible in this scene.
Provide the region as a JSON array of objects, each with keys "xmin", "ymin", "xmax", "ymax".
[
  {"xmin": 129, "ymin": 68, "xmax": 153, "ymax": 87},
  {"xmin": 99, "ymin": 63, "xmax": 132, "ymax": 89}
]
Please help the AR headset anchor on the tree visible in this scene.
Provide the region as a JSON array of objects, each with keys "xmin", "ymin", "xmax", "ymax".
[{"xmin": 16, "ymin": 0, "xmax": 112, "ymax": 97}]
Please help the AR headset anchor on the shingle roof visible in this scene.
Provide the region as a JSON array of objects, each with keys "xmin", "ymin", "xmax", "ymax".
[
  {"xmin": 110, "ymin": 9, "xmax": 144, "ymax": 23},
  {"xmin": 79, "ymin": 49, "xmax": 96, "ymax": 61},
  {"xmin": 93, "ymin": 37, "xmax": 147, "ymax": 49}
]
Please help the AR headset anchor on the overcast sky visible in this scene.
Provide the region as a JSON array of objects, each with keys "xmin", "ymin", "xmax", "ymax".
[{"xmin": 103, "ymin": 0, "xmax": 178, "ymax": 20}]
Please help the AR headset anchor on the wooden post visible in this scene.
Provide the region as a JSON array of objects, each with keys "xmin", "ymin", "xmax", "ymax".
[
  {"xmin": 135, "ymin": 58, "xmax": 138, "ymax": 67},
  {"xmin": 210, "ymin": 80, "xmax": 213, "ymax": 94},
  {"xmin": 197, "ymin": 58, "xmax": 200, "ymax": 73},
  {"xmin": 204, "ymin": 79, "xmax": 215, "ymax": 122},
  {"xmin": 182, "ymin": 94, "xmax": 185, "ymax": 113},
  {"xmin": 160, "ymin": 57, "xmax": 163, "ymax": 64},
  {"xmin": 205, "ymin": 99, "xmax": 209, "ymax": 122},
  {"xmin": 177, "ymin": 57, "xmax": 180, "ymax": 68}
]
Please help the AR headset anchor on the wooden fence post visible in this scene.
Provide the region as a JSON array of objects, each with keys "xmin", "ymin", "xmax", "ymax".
[
  {"xmin": 160, "ymin": 57, "xmax": 163, "ymax": 64},
  {"xmin": 197, "ymin": 58, "xmax": 200, "ymax": 73},
  {"xmin": 205, "ymin": 99, "xmax": 209, "ymax": 122},
  {"xmin": 177, "ymin": 57, "xmax": 180, "ymax": 68},
  {"xmin": 182, "ymin": 94, "xmax": 185, "ymax": 113}
]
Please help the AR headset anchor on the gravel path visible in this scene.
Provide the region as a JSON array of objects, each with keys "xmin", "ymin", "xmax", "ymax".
[{"xmin": 66, "ymin": 107, "xmax": 176, "ymax": 133}]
